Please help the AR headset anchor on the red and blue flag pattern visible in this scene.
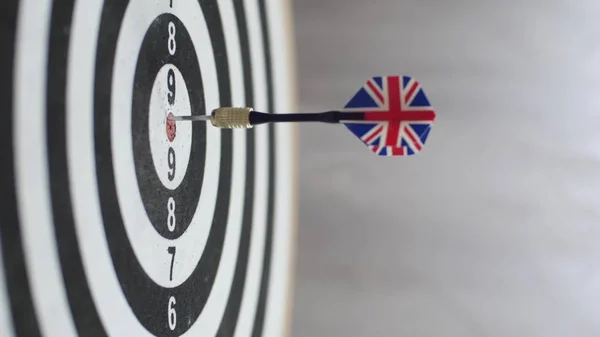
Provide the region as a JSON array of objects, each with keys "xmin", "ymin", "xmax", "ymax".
[{"xmin": 342, "ymin": 75, "xmax": 436, "ymax": 156}]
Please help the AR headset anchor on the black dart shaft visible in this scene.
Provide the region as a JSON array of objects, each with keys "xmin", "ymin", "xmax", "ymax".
[{"xmin": 249, "ymin": 110, "xmax": 364, "ymax": 125}]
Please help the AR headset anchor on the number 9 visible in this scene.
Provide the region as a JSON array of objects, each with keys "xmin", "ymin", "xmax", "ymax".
[
  {"xmin": 167, "ymin": 147, "xmax": 176, "ymax": 181},
  {"xmin": 167, "ymin": 69, "xmax": 176, "ymax": 106}
]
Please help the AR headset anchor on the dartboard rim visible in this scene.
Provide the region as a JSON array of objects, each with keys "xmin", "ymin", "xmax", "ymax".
[{"xmin": 278, "ymin": 0, "xmax": 299, "ymax": 336}]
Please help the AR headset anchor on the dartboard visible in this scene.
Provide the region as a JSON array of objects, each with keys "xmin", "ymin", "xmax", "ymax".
[{"xmin": 0, "ymin": 0, "xmax": 297, "ymax": 336}]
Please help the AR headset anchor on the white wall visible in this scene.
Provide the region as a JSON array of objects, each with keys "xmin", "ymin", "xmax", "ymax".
[{"xmin": 291, "ymin": 1, "xmax": 600, "ymax": 336}]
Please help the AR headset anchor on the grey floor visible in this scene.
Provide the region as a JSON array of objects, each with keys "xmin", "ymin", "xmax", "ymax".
[{"xmin": 289, "ymin": 1, "xmax": 600, "ymax": 336}]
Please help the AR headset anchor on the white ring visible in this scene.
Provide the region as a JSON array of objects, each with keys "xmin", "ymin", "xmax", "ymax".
[
  {"xmin": 182, "ymin": 0, "xmax": 256, "ymax": 333},
  {"xmin": 14, "ymin": 0, "xmax": 78, "ymax": 335},
  {"xmin": 110, "ymin": 0, "xmax": 219, "ymax": 287},
  {"xmin": 67, "ymin": 0, "xmax": 242, "ymax": 335},
  {"xmin": 148, "ymin": 64, "xmax": 192, "ymax": 190},
  {"xmin": 230, "ymin": 0, "xmax": 270, "ymax": 335}
]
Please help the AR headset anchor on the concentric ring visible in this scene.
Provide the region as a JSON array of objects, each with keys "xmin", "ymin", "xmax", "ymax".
[
  {"xmin": 148, "ymin": 64, "xmax": 193, "ymax": 191},
  {"xmin": 111, "ymin": 1, "xmax": 222, "ymax": 287},
  {"xmin": 131, "ymin": 12, "xmax": 205, "ymax": 240},
  {"xmin": 0, "ymin": 0, "xmax": 44, "ymax": 335},
  {"xmin": 93, "ymin": 0, "xmax": 234, "ymax": 335},
  {"xmin": 0, "ymin": 0, "xmax": 287, "ymax": 336}
]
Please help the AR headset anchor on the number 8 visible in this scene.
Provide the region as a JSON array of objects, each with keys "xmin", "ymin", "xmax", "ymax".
[
  {"xmin": 167, "ymin": 197, "xmax": 176, "ymax": 232},
  {"xmin": 168, "ymin": 22, "xmax": 176, "ymax": 55}
]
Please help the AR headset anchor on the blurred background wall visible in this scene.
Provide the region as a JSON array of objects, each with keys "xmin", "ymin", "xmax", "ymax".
[{"xmin": 289, "ymin": 1, "xmax": 600, "ymax": 336}]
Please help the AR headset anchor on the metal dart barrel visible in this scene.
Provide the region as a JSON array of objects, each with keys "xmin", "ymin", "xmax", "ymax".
[
  {"xmin": 167, "ymin": 107, "xmax": 253, "ymax": 129},
  {"xmin": 210, "ymin": 107, "xmax": 253, "ymax": 128}
]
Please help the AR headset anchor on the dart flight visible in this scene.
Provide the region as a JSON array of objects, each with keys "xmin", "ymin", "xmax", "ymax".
[{"xmin": 340, "ymin": 75, "xmax": 435, "ymax": 156}]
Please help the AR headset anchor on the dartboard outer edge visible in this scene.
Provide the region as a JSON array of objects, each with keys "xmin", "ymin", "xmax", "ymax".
[
  {"xmin": 0, "ymin": 0, "xmax": 300, "ymax": 335},
  {"xmin": 279, "ymin": 0, "xmax": 299, "ymax": 335}
]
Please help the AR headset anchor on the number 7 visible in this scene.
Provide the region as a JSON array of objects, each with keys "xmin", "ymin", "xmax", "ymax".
[{"xmin": 168, "ymin": 246, "xmax": 176, "ymax": 281}]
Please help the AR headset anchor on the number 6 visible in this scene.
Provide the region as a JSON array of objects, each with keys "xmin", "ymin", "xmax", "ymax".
[{"xmin": 168, "ymin": 296, "xmax": 176, "ymax": 330}]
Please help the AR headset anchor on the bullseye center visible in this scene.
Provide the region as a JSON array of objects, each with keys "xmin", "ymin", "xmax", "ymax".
[
  {"xmin": 148, "ymin": 64, "xmax": 192, "ymax": 190},
  {"xmin": 166, "ymin": 112, "xmax": 176, "ymax": 141}
]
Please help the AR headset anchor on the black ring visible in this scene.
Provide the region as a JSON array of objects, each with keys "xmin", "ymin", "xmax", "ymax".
[
  {"xmin": 92, "ymin": 3, "xmax": 233, "ymax": 336},
  {"xmin": 213, "ymin": 0, "xmax": 256, "ymax": 332},
  {"xmin": 132, "ymin": 13, "xmax": 205, "ymax": 239},
  {"xmin": 42, "ymin": 1, "xmax": 258, "ymax": 336},
  {"xmin": 250, "ymin": 0, "xmax": 277, "ymax": 333},
  {"xmin": 0, "ymin": 0, "xmax": 43, "ymax": 336}
]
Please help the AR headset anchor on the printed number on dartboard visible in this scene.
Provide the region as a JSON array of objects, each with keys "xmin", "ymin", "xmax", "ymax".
[
  {"xmin": 168, "ymin": 296, "xmax": 177, "ymax": 331},
  {"xmin": 166, "ymin": 20, "xmax": 177, "ymax": 181},
  {"xmin": 166, "ymin": 17, "xmax": 178, "ymax": 332}
]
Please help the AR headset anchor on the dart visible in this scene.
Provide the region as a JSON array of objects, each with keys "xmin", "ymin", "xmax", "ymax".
[{"xmin": 169, "ymin": 75, "xmax": 436, "ymax": 156}]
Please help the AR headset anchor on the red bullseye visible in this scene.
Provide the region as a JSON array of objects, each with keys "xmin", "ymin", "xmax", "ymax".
[{"xmin": 166, "ymin": 112, "xmax": 176, "ymax": 142}]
